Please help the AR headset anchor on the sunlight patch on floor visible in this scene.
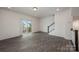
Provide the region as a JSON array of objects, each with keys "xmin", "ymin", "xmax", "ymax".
[{"xmin": 22, "ymin": 32, "xmax": 32, "ymax": 38}]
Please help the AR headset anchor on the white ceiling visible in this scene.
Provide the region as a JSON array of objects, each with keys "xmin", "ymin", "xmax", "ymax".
[{"xmin": 2, "ymin": 7, "xmax": 70, "ymax": 19}]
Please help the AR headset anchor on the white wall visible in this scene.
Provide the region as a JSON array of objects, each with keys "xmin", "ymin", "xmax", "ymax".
[
  {"xmin": 0, "ymin": 10, "xmax": 3, "ymax": 40},
  {"xmin": 40, "ymin": 16, "xmax": 55, "ymax": 32},
  {"xmin": 55, "ymin": 8, "xmax": 73, "ymax": 40},
  {"xmin": 40, "ymin": 8, "xmax": 76, "ymax": 46},
  {"xmin": 0, "ymin": 9, "xmax": 40, "ymax": 40},
  {"xmin": 54, "ymin": 8, "xmax": 76, "ymax": 46},
  {"xmin": 40, "ymin": 8, "xmax": 73, "ymax": 39}
]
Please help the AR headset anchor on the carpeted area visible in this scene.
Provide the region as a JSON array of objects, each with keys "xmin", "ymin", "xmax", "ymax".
[{"xmin": 0, "ymin": 32, "xmax": 74, "ymax": 52}]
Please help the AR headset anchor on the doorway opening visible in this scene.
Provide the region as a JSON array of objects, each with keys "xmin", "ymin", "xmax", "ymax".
[{"xmin": 21, "ymin": 19, "xmax": 32, "ymax": 37}]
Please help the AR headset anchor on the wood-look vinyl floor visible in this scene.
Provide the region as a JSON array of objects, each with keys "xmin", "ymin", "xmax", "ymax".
[{"xmin": 0, "ymin": 32, "xmax": 75, "ymax": 52}]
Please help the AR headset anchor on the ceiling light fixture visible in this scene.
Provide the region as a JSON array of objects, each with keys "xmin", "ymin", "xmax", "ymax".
[
  {"xmin": 56, "ymin": 8, "xmax": 60, "ymax": 11},
  {"xmin": 33, "ymin": 7, "xmax": 38, "ymax": 11}
]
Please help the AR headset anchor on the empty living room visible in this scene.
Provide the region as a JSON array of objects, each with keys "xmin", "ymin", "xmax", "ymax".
[
  {"xmin": 0, "ymin": 7, "xmax": 79, "ymax": 52},
  {"xmin": 1, "ymin": 0, "xmax": 79, "ymax": 59}
]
